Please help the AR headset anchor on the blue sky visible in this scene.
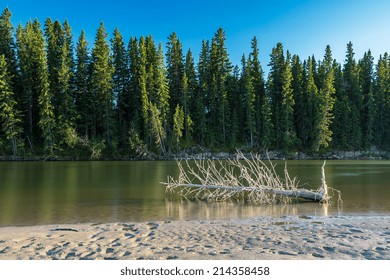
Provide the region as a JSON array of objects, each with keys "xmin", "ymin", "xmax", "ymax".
[{"xmin": 3, "ymin": 0, "xmax": 390, "ymax": 71}]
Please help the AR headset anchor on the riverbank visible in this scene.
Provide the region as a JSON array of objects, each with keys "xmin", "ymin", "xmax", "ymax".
[
  {"xmin": 1, "ymin": 215, "xmax": 389, "ymax": 260},
  {"xmin": 1, "ymin": 149, "xmax": 389, "ymax": 161}
]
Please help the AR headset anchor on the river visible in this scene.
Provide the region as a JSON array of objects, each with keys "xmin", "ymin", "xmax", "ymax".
[{"xmin": 0, "ymin": 160, "xmax": 389, "ymax": 226}]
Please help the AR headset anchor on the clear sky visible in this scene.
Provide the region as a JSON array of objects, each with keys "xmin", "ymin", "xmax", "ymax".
[{"xmin": 3, "ymin": 0, "xmax": 390, "ymax": 71}]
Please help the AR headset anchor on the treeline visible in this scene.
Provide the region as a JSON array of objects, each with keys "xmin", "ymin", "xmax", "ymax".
[{"xmin": 0, "ymin": 8, "xmax": 389, "ymax": 159}]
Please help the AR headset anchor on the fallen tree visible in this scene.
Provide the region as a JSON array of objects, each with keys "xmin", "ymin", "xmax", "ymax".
[{"xmin": 162, "ymin": 152, "xmax": 338, "ymax": 204}]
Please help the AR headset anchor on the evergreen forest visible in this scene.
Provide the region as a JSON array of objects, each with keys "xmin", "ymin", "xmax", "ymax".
[{"xmin": 0, "ymin": 8, "xmax": 389, "ymax": 159}]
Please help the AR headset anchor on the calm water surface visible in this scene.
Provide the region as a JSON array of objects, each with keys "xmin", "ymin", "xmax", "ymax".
[{"xmin": 0, "ymin": 160, "xmax": 389, "ymax": 226}]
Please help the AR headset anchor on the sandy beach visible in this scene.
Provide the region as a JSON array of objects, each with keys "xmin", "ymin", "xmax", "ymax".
[{"xmin": 0, "ymin": 215, "xmax": 389, "ymax": 260}]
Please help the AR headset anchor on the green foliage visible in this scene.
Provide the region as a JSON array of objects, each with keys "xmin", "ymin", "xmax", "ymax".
[
  {"xmin": 2, "ymin": 7, "xmax": 390, "ymax": 158},
  {"xmin": 0, "ymin": 55, "xmax": 23, "ymax": 157},
  {"xmin": 173, "ymin": 104, "xmax": 184, "ymax": 145}
]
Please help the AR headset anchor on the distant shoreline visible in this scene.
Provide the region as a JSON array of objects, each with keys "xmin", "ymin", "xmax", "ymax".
[{"xmin": 1, "ymin": 149, "xmax": 389, "ymax": 161}]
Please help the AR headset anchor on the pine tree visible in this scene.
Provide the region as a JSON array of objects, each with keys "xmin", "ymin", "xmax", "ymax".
[
  {"xmin": 375, "ymin": 53, "xmax": 390, "ymax": 148},
  {"xmin": 291, "ymin": 54, "xmax": 306, "ymax": 147},
  {"xmin": 137, "ymin": 36, "xmax": 150, "ymax": 143},
  {"xmin": 280, "ymin": 51, "xmax": 296, "ymax": 151},
  {"xmin": 184, "ymin": 49, "xmax": 197, "ymax": 142},
  {"xmin": 194, "ymin": 40, "xmax": 210, "ymax": 144},
  {"xmin": 16, "ymin": 20, "xmax": 56, "ymax": 153},
  {"xmin": 127, "ymin": 37, "xmax": 142, "ymax": 135},
  {"xmin": 304, "ymin": 56, "xmax": 318, "ymax": 148},
  {"xmin": 173, "ymin": 104, "xmax": 184, "ymax": 148},
  {"xmin": 268, "ymin": 43, "xmax": 295, "ymax": 151},
  {"xmin": 166, "ymin": 32, "xmax": 184, "ymax": 119},
  {"xmin": 312, "ymin": 45, "xmax": 335, "ymax": 151},
  {"xmin": 90, "ymin": 22, "xmax": 114, "ymax": 145},
  {"xmin": 111, "ymin": 27, "xmax": 129, "ymax": 148},
  {"xmin": 249, "ymin": 37, "xmax": 271, "ymax": 149},
  {"xmin": 0, "ymin": 8, "xmax": 19, "ymax": 99},
  {"xmin": 359, "ymin": 50, "xmax": 376, "ymax": 149},
  {"xmin": 343, "ymin": 42, "xmax": 362, "ymax": 149},
  {"xmin": 332, "ymin": 62, "xmax": 350, "ymax": 149},
  {"xmin": 241, "ymin": 55, "xmax": 256, "ymax": 146},
  {"xmin": 208, "ymin": 28, "xmax": 231, "ymax": 146},
  {"xmin": 0, "ymin": 54, "xmax": 23, "ymax": 158},
  {"xmin": 75, "ymin": 30, "xmax": 91, "ymax": 139}
]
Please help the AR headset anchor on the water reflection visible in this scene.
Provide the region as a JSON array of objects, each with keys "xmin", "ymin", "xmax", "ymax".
[
  {"xmin": 164, "ymin": 199, "xmax": 331, "ymax": 220},
  {"xmin": 0, "ymin": 160, "xmax": 389, "ymax": 226}
]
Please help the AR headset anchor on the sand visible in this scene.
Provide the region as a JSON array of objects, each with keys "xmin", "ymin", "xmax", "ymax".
[{"xmin": 0, "ymin": 215, "xmax": 389, "ymax": 260}]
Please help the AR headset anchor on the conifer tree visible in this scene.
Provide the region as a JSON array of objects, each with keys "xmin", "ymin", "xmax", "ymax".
[
  {"xmin": 0, "ymin": 8, "xmax": 19, "ymax": 98},
  {"xmin": 184, "ymin": 49, "xmax": 197, "ymax": 142},
  {"xmin": 241, "ymin": 55, "xmax": 256, "ymax": 146},
  {"xmin": 332, "ymin": 62, "xmax": 350, "ymax": 149},
  {"xmin": 127, "ymin": 37, "xmax": 142, "ymax": 134},
  {"xmin": 194, "ymin": 40, "xmax": 210, "ymax": 144},
  {"xmin": 312, "ymin": 45, "xmax": 335, "ymax": 151},
  {"xmin": 111, "ymin": 27, "xmax": 129, "ymax": 148},
  {"xmin": 359, "ymin": 50, "xmax": 376, "ymax": 148},
  {"xmin": 90, "ymin": 22, "xmax": 114, "ymax": 145},
  {"xmin": 249, "ymin": 37, "xmax": 271, "ymax": 149},
  {"xmin": 280, "ymin": 51, "xmax": 296, "ymax": 151},
  {"xmin": 291, "ymin": 54, "xmax": 306, "ymax": 146},
  {"xmin": 375, "ymin": 53, "xmax": 390, "ymax": 148},
  {"xmin": 343, "ymin": 42, "xmax": 362, "ymax": 149},
  {"xmin": 209, "ymin": 28, "xmax": 231, "ymax": 146},
  {"xmin": 166, "ymin": 32, "xmax": 184, "ymax": 118},
  {"xmin": 0, "ymin": 55, "xmax": 23, "ymax": 157},
  {"xmin": 74, "ymin": 30, "xmax": 91, "ymax": 139}
]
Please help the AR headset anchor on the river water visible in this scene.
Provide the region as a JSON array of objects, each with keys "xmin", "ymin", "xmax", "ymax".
[{"xmin": 0, "ymin": 160, "xmax": 389, "ymax": 226}]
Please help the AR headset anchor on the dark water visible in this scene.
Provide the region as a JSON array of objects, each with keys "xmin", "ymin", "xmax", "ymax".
[{"xmin": 0, "ymin": 160, "xmax": 389, "ymax": 226}]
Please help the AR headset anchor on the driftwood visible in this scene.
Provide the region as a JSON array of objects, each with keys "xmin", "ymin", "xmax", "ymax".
[{"xmin": 162, "ymin": 152, "xmax": 331, "ymax": 204}]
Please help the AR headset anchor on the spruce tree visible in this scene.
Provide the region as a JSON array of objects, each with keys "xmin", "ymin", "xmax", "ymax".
[
  {"xmin": 75, "ymin": 30, "xmax": 91, "ymax": 139},
  {"xmin": 313, "ymin": 45, "xmax": 335, "ymax": 151},
  {"xmin": 343, "ymin": 42, "xmax": 362, "ymax": 149},
  {"xmin": 0, "ymin": 8, "xmax": 19, "ymax": 98},
  {"xmin": 184, "ymin": 49, "xmax": 197, "ymax": 142},
  {"xmin": 375, "ymin": 53, "xmax": 390, "ymax": 148},
  {"xmin": 249, "ymin": 37, "xmax": 271, "ymax": 149},
  {"xmin": 359, "ymin": 50, "xmax": 376, "ymax": 148},
  {"xmin": 209, "ymin": 28, "xmax": 231, "ymax": 146},
  {"xmin": 90, "ymin": 22, "xmax": 114, "ymax": 145},
  {"xmin": 280, "ymin": 51, "xmax": 296, "ymax": 151},
  {"xmin": 241, "ymin": 55, "xmax": 256, "ymax": 146},
  {"xmin": 0, "ymin": 54, "xmax": 23, "ymax": 158},
  {"xmin": 111, "ymin": 27, "xmax": 129, "ymax": 148},
  {"xmin": 194, "ymin": 40, "xmax": 210, "ymax": 144}
]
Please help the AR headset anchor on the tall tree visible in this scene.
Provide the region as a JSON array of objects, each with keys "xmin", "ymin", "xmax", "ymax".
[
  {"xmin": 166, "ymin": 32, "xmax": 184, "ymax": 119},
  {"xmin": 194, "ymin": 40, "xmax": 210, "ymax": 144},
  {"xmin": 268, "ymin": 43, "xmax": 295, "ymax": 151},
  {"xmin": 280, "ymin": 51, "xmax": 296, "ymax": 151},
  {"xmin": 16, "ymin": 20, "xmax": 56, "ymax": 153},
  {"xmin": 250, "ymin": 37, "xmax": 271, "ymax": 149},
  {"xmin": 208, "ymin": 28, "xmax": 231, "ymax": 145},
  {"xmin": 0, "ymin": 8, "xmax": 19, "ymax": 97},
  {"xmin": 359, "ymin": 50, "xmax": 376, "ymax": 148},
  {"xmin": 111, "ymin": 27, "xmax": 129, "ymax": 148},
  {"xmin": 0, "ymin": 55, "xmax": 23, "ymax": 157},
  {"xmin": 240, "ymin": 55, "xmax": 256, "ymax": 146},
  {"xmin": 74, "ymin": 30, "xmax": 91, "ymax": 139},
  {"xmin": 375, "ymin": 53, "xmax": 390, "ymax": 148},
  {"xmin": 183, "ymin": 49, "xmax": 197, "ymax": 142},
  {"xmin": 90, "ymin": 22, "xmax": 114, "ymax": 145},
  {"xmin": 343, "ymin": 42, "xmax": 362, "ymax": 149},
  {"xmin": 312, "ymin": 45, "xmax": 335, "ymax": 151}
]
